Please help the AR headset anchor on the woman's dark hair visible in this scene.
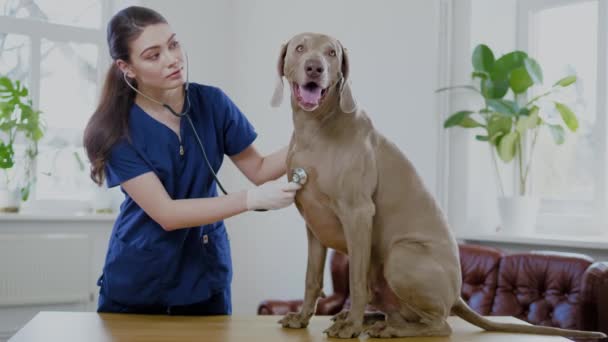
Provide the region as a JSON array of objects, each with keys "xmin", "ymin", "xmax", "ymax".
[{"xmin": 83, "ymin": 6, "xmax": 167, "ymax": 185}]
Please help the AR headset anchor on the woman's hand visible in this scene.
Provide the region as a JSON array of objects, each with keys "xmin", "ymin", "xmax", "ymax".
[{"xmin": 246, "ymin": 179, "xmax": 301, "ymax": 210}]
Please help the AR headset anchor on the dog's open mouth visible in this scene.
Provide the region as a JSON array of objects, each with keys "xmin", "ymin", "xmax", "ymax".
[{"xmin": 293, "ymin": 82, "xmax": 328, "ymax": 111}]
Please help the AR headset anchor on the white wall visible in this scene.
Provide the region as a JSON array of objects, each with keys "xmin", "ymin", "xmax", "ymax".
[
  {"xmin": 143, "ymin": 0, "xmax": 444, "ymax": 314},
  {"xmin": 141, "ymin": 0, "xmax": 236, "ymax": 90}
]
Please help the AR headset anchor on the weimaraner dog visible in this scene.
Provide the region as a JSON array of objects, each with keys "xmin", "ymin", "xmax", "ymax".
[{"xmin": 270, "ymin": 32, "xmax": 606, "ymax": 340}]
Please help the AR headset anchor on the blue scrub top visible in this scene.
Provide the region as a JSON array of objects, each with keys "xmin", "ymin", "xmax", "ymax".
[{"xmin": 98, "ymin": 83, "xmax": 257, "ymax": 309}]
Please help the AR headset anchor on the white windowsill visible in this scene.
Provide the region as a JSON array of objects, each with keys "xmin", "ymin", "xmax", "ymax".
[
  {"xmin": 456, "ymin": 231, "xmax": 608, "ymax": 250},
  {"xmin": 0, "ymin": 212, "xmax": 117, "ymax": 222}
]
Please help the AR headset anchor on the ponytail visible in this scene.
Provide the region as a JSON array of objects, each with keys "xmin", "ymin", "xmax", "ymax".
[
  {"xmin": 83, "ymin": 6, "xmax": 167, "ymax": 186},
  {"xmin": 83, "ymin": 64, "xmax": 134, "ymax": 185}
]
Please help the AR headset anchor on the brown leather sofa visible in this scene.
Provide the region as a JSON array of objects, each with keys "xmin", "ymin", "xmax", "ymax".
[{"xmin": 258, "ymin": 244, "xmax": 608, "ymax": 338}]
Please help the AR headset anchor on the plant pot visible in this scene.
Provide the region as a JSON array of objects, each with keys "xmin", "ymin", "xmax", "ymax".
[
  {"xmin": 90, "ymin": 186, "xmax": 114, "ymax": 214},
  {"xmin": 497, "ymin": 196, "xmax": 539, "ymax": 234},
  {"xmin": 0, "ymin": 188, "xmax": 20, "ymax": 213}
]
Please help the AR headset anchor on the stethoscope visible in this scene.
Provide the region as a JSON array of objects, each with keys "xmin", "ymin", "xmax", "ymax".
[{"xmin": 122, "ymin": 54, "xmax": 307, "ymax": 212}]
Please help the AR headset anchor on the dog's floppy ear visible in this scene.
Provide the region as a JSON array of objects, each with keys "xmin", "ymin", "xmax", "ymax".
[
  {"xmin": 338, "ymin": 41, "xmax": 356, "ymax": 113},
  {"xmin": 271, "ymin": 42, "xmax": 289, "ymax": 107}
]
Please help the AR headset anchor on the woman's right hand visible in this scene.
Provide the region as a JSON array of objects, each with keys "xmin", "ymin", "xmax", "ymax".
[{"xmin": 246, "ymin": 179, "xmax": 302, "ymax": 211}]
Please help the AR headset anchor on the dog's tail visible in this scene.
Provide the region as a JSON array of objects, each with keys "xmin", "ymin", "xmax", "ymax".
[{"xmin": 452, "ymin": 297, "xmax": 606, "ymax": 339}]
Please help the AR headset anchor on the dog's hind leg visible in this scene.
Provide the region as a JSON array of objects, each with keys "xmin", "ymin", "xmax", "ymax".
[
  {"xmin": 365, "ymin": 243, "xmax": 457, "ymax": 338},
  {"xmin": 331, "ymin": 262, "xmax": 386, "ymax": 326}
]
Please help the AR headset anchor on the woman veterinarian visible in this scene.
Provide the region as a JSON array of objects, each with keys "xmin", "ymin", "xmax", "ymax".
[{"xmin": 83, "ymin": 6, "xmax": 300, "ymax": 315}]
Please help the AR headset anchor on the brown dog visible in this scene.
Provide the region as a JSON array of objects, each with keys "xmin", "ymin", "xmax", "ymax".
[{"xmin": 270, "ymin": 32, "xmax": 606, "ymax": 340}]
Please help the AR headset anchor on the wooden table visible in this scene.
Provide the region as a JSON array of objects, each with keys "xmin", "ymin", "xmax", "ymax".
[{"xmin": 9, "ymin": 312, "xmax": 570, "ymax": 341}]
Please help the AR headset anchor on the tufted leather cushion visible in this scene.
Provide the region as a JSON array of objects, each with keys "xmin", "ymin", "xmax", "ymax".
[
  {"xmin": 459, "ymin": 244, "xmax": 503, "ymax": 315},
  {"xmin": 329, "ymin": 250, "xmax": 349, "ymax": 298},
  {"xmin": 257, "ymin": 299, "xmax": 302, "ymax": 315},
  {"xmin": 491, "ymin": 251, "xmax": 593, "ymax": 330}
]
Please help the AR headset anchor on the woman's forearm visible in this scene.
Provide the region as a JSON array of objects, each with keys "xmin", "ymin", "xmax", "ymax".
[
  {"xmin": 160, "ymin": 191, "xmax": 248, "ymax": 231},
  {"xmin": 256, "ymin": 146, "xmax": 289, "ymax": 183}
]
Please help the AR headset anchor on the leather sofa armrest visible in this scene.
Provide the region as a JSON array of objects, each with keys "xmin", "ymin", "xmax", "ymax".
[{"xmin": 582, "ymin": 261, "xmax": 608, "ymax": 339}]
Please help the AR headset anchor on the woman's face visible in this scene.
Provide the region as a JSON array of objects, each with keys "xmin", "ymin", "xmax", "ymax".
[{"xmin": 118, "ymin": 23, "xmax": 185, "ymax": 91}]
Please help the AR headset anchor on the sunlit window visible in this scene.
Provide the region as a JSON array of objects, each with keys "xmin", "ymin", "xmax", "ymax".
[
  {"xmin": 528, "ymin": 1, "xmax": 600, "ymax": 221},
  {"xmin": 0, "ymin": 0, "xmax": 102, "ymax": 29},
  {"xmin": 0, "ymin": 0, "xmax": 105, "ymax": 203}
]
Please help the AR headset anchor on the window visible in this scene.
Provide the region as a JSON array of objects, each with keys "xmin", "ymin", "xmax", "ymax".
[
  {"xmin": 519, "ymin": 0, "xmax": 606, "ymax": 232},
  {"xmin": 448, "ymin": 0, "xmax": 608, "ymax": 235},
  {"xmin": 0, "ymin": 0, "xmax": 114, "ymax": 204}
]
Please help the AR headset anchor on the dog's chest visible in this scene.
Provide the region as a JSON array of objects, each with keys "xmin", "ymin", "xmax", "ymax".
[{"xmin": 288, "ymin": 149, "xmax": 348, "ymax": 253}]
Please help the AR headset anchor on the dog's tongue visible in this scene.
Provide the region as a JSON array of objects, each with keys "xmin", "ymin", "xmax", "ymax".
[{"xmin": 300, "ymin": 86, "xmax": 322, "ymax": 104}]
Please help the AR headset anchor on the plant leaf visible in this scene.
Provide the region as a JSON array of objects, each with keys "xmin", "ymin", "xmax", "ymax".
[
  {"xmin": 491, "ymin": 51, "xmax": 528, "ymax": 81},
  {"xmin": 476, "ymin": 135, "xmax": 490, "ymax": 141},
  {"xmin": 490, "ymin": 131, "xmax": 504, "ymax": 145},
  {"xmin": 471, "ymin": 71, "xmax": 489, "ymax": 79},
  {"xmin": 548, "ymin": 124, "xmax": 566, "ymax": 145},
  {"xmin": 0, "ymin": 77, "xmax": 13, "ymax": 93},
  {"xmin": 435, "ymin": 85, "xmax": 480, "ymax": 94},
  {"xmin": 515, "ymin": 106, "xmax": 540, "ymax": 134},
  {"xmin": 497, "ymin": 131, "xmax": 519, "ymax": 162},
  {"xmin": 553, "ymin": 75, "xmax": 577, "ymax": 87},
  {"xmin": 524, "ymin": 57, "xmax": 543, "ymax": 84},
  {"xmin": 509, "ymin": 67, "xmax": 534, "ymax": 94},
  {"xmin": 481, "ymin": 78, "xmax": 509, "ymax": 99},
  {"xmin": 487, "ymin": 113, "xmax": 512, "ymax": 146},
  {"xmin": 0, "ymin": 142, "xmax": 15, "ymax": 169},
  {"xmin": 444, "ymin": 110, "xmax": 475, "ymax": 128},
  {"xmin": 459, "ymin": 116, "xmax": 485, "ymax": 128},
  {"xmin": 472, "ymin": 44, "xmax": 495, "ymax": 72},
  {"xmin": 554, "ymin": 102, "xmax": 579, "ymax": 132},
  {"xmin": 20, "ymin": 184, "xmax": 30, "ymax": 202},
  {"xmin": 486, "ymin": 99, "xmax": 518, "ymax": 115}
]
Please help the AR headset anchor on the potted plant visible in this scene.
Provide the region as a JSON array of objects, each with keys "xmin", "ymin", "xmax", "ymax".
[
  {"xmin": 438, "ymin": 44, "xmax": 579, "ymax": 234},
  {"xmin": 0, "ymin": 76, "xmax": 45, "ymax": 212}
]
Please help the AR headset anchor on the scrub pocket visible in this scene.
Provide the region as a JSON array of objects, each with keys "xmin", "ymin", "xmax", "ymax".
[
  {"xmin": 201, "ymin": 224, "xmax": 233, "ymax": 289},
  {"xmin": 102, "ymin": 235, "xmax": 168, "ymax": 306}
]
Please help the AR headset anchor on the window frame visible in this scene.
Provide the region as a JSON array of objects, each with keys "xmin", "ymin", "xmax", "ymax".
[{"xmin": 516, "ymin": 0, "xmax": 608, "ymax": 233}]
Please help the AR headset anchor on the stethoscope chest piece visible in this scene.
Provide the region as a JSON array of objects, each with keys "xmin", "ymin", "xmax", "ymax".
[{"xmin": 291, "ymin": 168, "xmax": 308, "ymax": 185}]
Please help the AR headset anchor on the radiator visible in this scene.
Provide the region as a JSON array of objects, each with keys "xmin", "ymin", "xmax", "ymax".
[{"xmin": 0, "ymin": 234, "xmax": 90, "ymax": 306}]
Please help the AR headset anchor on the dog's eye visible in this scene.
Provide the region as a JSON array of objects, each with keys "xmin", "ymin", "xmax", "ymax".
[
  {"xmin": 296, "ymin": 45, "xmax": 304, "ymax": 52},
  {"xmin": 329, "ymin": 50, "xmax": 337, "ymax": 57}
]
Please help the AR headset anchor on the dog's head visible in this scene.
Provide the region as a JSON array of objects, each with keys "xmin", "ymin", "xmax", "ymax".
[{"xmin": 271, "ymin": 33, "xmax": 356, "ymax": 113}]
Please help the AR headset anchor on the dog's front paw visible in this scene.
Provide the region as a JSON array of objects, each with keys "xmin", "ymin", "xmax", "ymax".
[
  {"xmin": 278, "ymin": 312, "xmax": 310, "ymax": 329},
  {"xmin": 331, "ymin": 310, "xmax": 349, "ymax": 322},
  {"xmin": 323, "ymin": 320, "xmax": 363, "ymax": 339}
]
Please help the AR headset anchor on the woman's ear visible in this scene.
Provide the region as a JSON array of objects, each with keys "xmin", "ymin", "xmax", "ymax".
[
  {"xmin": 338, "ymin": 41, "xmax": 356, "ymax": 113},
  {"xmin": 116, "ymin": 60, "xmax": 134, "ymax": 78},
  {"xmin": 271, "ymin": 42, "xmax": 289, "ymax": 108}
]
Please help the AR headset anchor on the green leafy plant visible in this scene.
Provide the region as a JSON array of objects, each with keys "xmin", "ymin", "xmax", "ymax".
[
  {"xmin": 438, "ymin": 44, "xmax": 579, "ymax": 196},
  {"xmin": 0, "ymin": 76, "xmax": 45, "ymax": 201}
]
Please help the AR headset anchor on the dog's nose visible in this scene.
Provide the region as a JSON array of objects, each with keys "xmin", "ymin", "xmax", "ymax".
[{"xmin": 305, "ymin": 59, "xmax": 324, "ymax": 78}]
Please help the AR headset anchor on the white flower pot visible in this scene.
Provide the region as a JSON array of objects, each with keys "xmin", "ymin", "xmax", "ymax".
[
  {"xmin": 90, "ymin": 186, "xmax": 114, "ymax": 214},
  {"xmin": 0, "ymin": 188, "xmax": 20, "ymax": 213},
  {"xmin": 497, "ymin": 196, "xmax": 539, "ymax": 234}
]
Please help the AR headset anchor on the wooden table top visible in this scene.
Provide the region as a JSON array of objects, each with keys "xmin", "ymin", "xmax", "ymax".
[{"xmin": 9, "ymin": 312, "xmax": 570, "ymax": 341}]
